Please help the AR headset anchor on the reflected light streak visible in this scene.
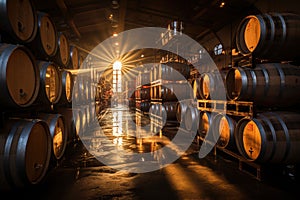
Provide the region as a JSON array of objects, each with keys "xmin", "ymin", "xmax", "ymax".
[{"xmin": 164, "ymin": 163, "xmax": 202, "ymax": 198}]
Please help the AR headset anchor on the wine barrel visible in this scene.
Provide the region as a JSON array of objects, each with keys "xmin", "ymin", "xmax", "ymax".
[
  {"xmin": 69, "ymin": 45, "xmax": 79, "ymax": 69},
  {"xmin": 35, "ymin": 61, "xmax": 62, "ymax": 105},
  {"xmin": 225, "ymin": 63, "xmax": 300, "ymax": 107},
  {"xmin": 198, "ymin": 111, "xmax": 216, "ymax": 137},
  {"xmin": 212, "ymin": 113, "xmax": 237, "ymax": 149},
  {"xmin": 58, "ymin": 70, "xmax": 73, "ymax": 105},
  {"xmin": 161, "ymin": 82, "xmax": 192, "ymax": 101},
  {"xmin": 28, "ymin": 11, "xmax": 58, "ymax": 60},
  {"xmin": 192, "ymin": 78, "xmax": 201, "ymax": 99},
  {"xmin": 53, "ymin": 32, "xmax": 70, "ymax": 67},
  {"xmin": 0, "ymin": 118, "xmax": 51, "ymax": 190},
  {"xmin": 162, "ymin": 101, "xmax": 177, "ymax": 121},
  {"xmin": 235, "ymin": 112, "xmax": 300, "ymax": 164},
  {"xmin": 236, "ymin": 12, "xmax": 300, "ymax": 61},
  {"xmin": 37, "ymin": 113, "xmax": 67, "ymax": 160},
  {"xmin": 199, "ymin": 69, "xmax": 227, "ymax": 100},
  {"xmin": 0, "ymin": 43, "xmax": 39, "ymax": 109},
  {"xmin": 183, "ymin": 105, "xmax": 199, "ymax": 131},
  {"xmin": 0, "ymin": 0, "xmax": 37, "ymax": 43},
  {"xmin": 55, "ymin": 107, "xmax": 78, "ymax": 144},
  {"xmin": 175, "ymin": 100, "xmax": 192, "ymax": 123}
]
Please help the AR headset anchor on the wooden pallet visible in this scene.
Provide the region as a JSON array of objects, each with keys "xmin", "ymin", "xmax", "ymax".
[
  {"xmin": 217, "ymin": 147, "xmax": 262, "ymax": 181},
  {"xmin": 197, "ymin": 99, "xmax": 253, "ymax": 117},
  {"xmin": 195, "ymin": 135, "xmax": 262, "ymax": 181}
]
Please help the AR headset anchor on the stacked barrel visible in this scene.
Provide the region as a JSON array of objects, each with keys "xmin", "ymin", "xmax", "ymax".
[
  {"xmin": 135, "ymin": 69, "xmax": 151, "ymax": 113},
  {"xmin": 148, "ymin": 61, "xmax": 194, "ymax": 134},
  {"xmin": 192, "ymin": 66, "xmax": 230, "ymax": 146},
  {"xmin": 196, "ymin": 12, "xmax": 300, "ymax": 167},
  {"xmin": 0, "ymin": 0, "xmax": 82, "ymax": 191}
]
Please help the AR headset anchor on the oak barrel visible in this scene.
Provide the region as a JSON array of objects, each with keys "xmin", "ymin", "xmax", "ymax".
[
  {"xmin": 37, "ymin": 113, "xmax": 67, "ymax": 160},
  {"xmin": 161, "ymin": 82, "xmax": 192, "ymax": 101},
  {"xmin": 175, "ymin": 99, "xmax": 192, "ymax": 124},
  {"xmin": 0, "ymin": 43, "xmax": 39, "ymax": 109},
  {"xmin": 198, "ymin": 111, "xmax": 216, "ymax": 137},
  {"xmin": 183, "ymin": 105, "xmax": 199, "ymax": 131},
  {"xmin": 212, "ymin": 113, "xmax": 237, "ymax": 149},
  {"xmin": 162, "ymin": 101, "xmax": 177, "ymax": 121},
  {"xmin": 35, "ymin": 61, "xmax": 62, "ymax": 105},
  {"xmin": 235, "ymin": 112, "xmax": 300, "ymax": 164},
  {"xmin": 55, "ymin": 107, "xmax": 78, "ymax": 144},
  {"xmin": 28, "ymin": 11, "xmax": 57, "ymax": 60},
  {"xmin": 0, "ymin": 0, "xmax": 37, "ymax": 43},
  {"xmin": 236, "ymin": 12, "xmax": 300, "ymax": 61},
  {"xmin": 0, "ymin": 118, "xmax": 51, "ymax": 190},
  {"xmin": 53, "ymin": 32, "xmax": 70, "ymax": 67},
  {"xmin": 225, "ymin": 63, "xmax": 300, "ymax": 107},
  {"xmin": 69, "ymin": 45, "xmax": 79, "ymax": 69},
  {"xmin": 199, "ymin": 69, "xmax": 227, "ymax": 100},
  {"xmin": 58, "ymin": 70, "xmax": 73, "ymax": 105}
]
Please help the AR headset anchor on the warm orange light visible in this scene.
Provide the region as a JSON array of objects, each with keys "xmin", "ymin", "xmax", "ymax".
[{"xmin": 220, "ymin": 2, "xmax": 225, "ymax": 7}]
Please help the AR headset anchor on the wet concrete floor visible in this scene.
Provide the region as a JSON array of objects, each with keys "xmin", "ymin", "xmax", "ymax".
[{"xmin": 3, "ymin": 106, "xmax": 300, "ymax": 200}]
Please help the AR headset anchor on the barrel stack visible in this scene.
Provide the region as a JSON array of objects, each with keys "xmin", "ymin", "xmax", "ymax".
[
  {"xmin": 0, "ymin": 0, "xmax": 81, "ymax": 191},
  {"xmin": 203, "ymin": 12, "xmax": 300, "ymax": 168}
]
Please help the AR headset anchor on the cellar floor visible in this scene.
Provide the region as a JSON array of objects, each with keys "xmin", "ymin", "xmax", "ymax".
[{"xmin": 3, "ymin": 105, "xmax": 300, "ymax": 200}]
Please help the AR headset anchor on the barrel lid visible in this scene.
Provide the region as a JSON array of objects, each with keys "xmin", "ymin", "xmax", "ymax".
[
  {"xmin": 58, "ymin": 32, "xmax": 70, "ymax": 66},
  {"xmin": 25, "ymin": 120, "xmax": 51, "ymax": 184},
  {"xmin": 6, "ymin": 45, "xmax": 39, "ymax": 107},
  {"xmin": 5, "ymin": 0, "xmax": 37, "ymax": 43},
  {"xmin": 38, "ymin": 12, "xmax": 57, "ymax": 57},
  {"xmin": 242, "ymin": 120, "xmax": 262, "ymax": 160},
  {"xmin": 244, "ymin": 17, "xmax": 261, "ymax": 53},
  {"xmin": 218, "ymin": 116, "xmax": 230, "ymax": 146}
]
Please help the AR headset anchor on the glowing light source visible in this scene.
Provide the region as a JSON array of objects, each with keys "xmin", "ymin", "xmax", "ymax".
[
  {"xmin": 220, "ymin": 2, "xmax": 225, "ymax": 7},
  {"xmin": 141, "ymin": 54, "xmax": 144, "ymax": 58},
  {"xmin": 113, "ymin": 32, "xmax": 118, "ymax": 37},
  {"xmin": 113, "ymin": 60, "xmax": 122, "ymax": 70}
]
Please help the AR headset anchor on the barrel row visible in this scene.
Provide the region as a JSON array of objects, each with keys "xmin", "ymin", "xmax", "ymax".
[
  {"xmin": 0, "ymin": 113, "xmax": 66, "ymax": 190},
  {"xmin": 193, "ymin": 110, "xmax": 300, "ymax": 165},
  {"xmin": 0, "ymin": 0, "xmax": 82, "ymax": 69},
  {"xmin": 236, "ymin": 12, "xmax": 300, "ymax": 62},
  {"xmin": 192, "ymin": 62, "xmax": 300, "ymax": 108},
  {"xmin": 0, "ymin": 103, "xmax": 99, "ymax": 191},
  {"xmin": 0, "ymin": 43, "xmax": 74, "ymax": 110},
  {"xmin": 150, "ymin": 100, "xmax": 295, "ymax": 165}
]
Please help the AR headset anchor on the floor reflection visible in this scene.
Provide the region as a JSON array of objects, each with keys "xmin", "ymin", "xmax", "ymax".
[{"xmin": 79, "ymin": 104, "xmax": 182, "ymax": 172}]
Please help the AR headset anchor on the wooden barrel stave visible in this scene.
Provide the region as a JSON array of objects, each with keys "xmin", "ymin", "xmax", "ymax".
[
  {"xmin": 35, "ymin": 61, "xmax": 62, "ymax": 106},
  {"xmin": 36, "ymin": 113, "xmax": 67, "ymax": 160},
  {"xmin": 225, "ymin": 63, "xmax": 300, "ymax": 107},
  {"xmin": 27, "ymin": 11, "xmax": 58, "ymax": 60},
  {"xmin": 235, "ymin": 112, "xmax": 300, "ymax": 164},
  {"xmin": 0, "ymin": 43, "xmax": 39, "ymax": 109},
  {"xmin": 0, "ymin": 118, "xmax": 51, "ymax": 190},
  {"xmin": 0, "ymin": 0, "xmax": 37, "ymax": 44},
  {"xmin": 236, "ymin": 12, "xmax": 300, "ymax": 61}
]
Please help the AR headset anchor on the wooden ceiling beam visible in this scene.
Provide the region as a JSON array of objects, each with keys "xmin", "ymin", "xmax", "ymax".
[{"xmin": 56, "ymin": 0, "xmax": 81, "ymax": 38}]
